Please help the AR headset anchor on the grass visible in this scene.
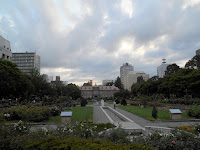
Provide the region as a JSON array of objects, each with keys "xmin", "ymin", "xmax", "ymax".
[
  {"xmin": 48, "ymin": 106, "xmax": 93, "ymax": 123},
  {"xmin": 72, "ymin": 106, "xmax": 93, "ymax": 123},
  {"xmin": 118, "ymin": 105, "xmax": 193, "ymax": 121}
]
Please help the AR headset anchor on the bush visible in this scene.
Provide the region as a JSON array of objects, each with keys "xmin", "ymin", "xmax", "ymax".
[
  {"xmin": 24, "ymin": 137, "xmax": 153, "ymax": 150},
  {"xmin": 81, "ymin": 99, "xmax": 87, "ymax": 107},
  {"xmin": 3, "ymin": 106, "xmax": 57, "ymax": 122},
  {"xmin": 187, "ymin": 105, "xmax": 200, "ymax": 118},
  {"xmin": 121, "ymin": 99, "xmax": 127, "ymax": 106},
  {"xmin": 115, "ymin": 99, "xmax": 120, "ymax": 104}
]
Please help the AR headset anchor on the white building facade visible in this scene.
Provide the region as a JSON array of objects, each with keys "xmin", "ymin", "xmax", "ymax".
[
  {"xmin": 12, "ymin": 52, "xmax": 40, "ymax": 74},
  {"xmin": 120, "ymin": 63, "xmax": 134, "ymax": 88},
  {"xmin": 125, "ymin": 71, "xmax": 149, "ymax": 91},
  {"xmin": 0, "ymin": 35, "xmax": 12, "ymax": 61},
  {"xmin": 157, "ymin": 59, "xmax": 171, "ymax": 78}
]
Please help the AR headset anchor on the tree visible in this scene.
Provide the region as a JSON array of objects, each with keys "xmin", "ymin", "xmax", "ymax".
[
  {"xmin": 0, "ymin": 59, "xmax": 23, "ymax": 99},
  {"xmin": 165, "ymin": 63, "xmax": 180, "ymax": 76},
  {"xmin": 114, "ymin": 76, "xmax": 122, "ymax": 89},
  {"xmin": 83, "ymin": 82, "xmax": 91, "ymax": 86},
  {"xmin": 121, "ymin": 98, "xmax": 127, "ymax": 106},
  {"xmin": 185, "ymin": 55, "xmax": 200, "ymax": 69},
  {"xmin": 137, "ymin": 76, "xmax": 144, "ymax": 83},
  {"xmin": 152, "ymin": 106, "xmax": 158, "ymax": 120}
]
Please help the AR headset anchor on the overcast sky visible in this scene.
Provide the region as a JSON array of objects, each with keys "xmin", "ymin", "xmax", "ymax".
[{"xmin": 0, "ymin": 0, "xmax": 200, "ymax": 85}]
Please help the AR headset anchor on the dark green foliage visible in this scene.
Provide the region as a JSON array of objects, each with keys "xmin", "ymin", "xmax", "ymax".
[
  {"xmin": 114, "ymin": 76, "xmax": 123, "ymax": 90},
  {"xmin": 81, "ymin": 99, "xmax": 87, "ymax": 106},
  {"xmin": 137, "ymin": 76, "xmax": 144, "ymax": 83},
  {"xmin": 24, "ymin": 137, "xmax": 153, "ymax": 150},
  {"xmin": 152, "ymin": 106, "xmax": 158, "ymax": 120},
  {"xmin": 121, "ymin": 99, "xmax": 127, "ymax": 106},
  {"xmin": 165, "ymin": 63, "xmax": 180, "ymax": 76},
  {"xmin": 114, "ymin": 89, "xmax": 131, "ymax": 99},
  {"xmin": 131, "ymin": 69, "xmax": 200, "ymax": 98},
  {"xmin": 185, "ymin": 54, "xmax": 200, "ymax": 69},
  {"xmin": 187, "ymin": 105, "xmax": 200, "ymax": 118},
  {"xmin": 115, "ymin": 99, "xmax": 120, "ymax": 104}
]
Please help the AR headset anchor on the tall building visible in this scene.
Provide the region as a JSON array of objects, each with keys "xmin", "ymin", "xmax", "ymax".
[
  {"xmin": 120, "ymin": 63, "xmax": 134, "ymax": 88},
  {"xmin": 12, "ymin": 52, "xmax": 40, "ymax": 74},
  {"xmin": 102, "ymin": 79, "xmax": 114, "ymax": 86},
  {"xmin": 196, "ymin": 49, "xmax": 200, "ymax": 55},
  {"xmin": 157, "ymin": 59, "xmax": 171, "ymax": 78},
  {"xmin": 0, "ymin": 35, "xmax": 12, "ymax": 61},
  {"xmin": 48, "ymin": 76, "xmax": 53, "ymax": 83},
  {"xmin": 125, "ymin": 71, "xmax": 149, "ymax": 91}
]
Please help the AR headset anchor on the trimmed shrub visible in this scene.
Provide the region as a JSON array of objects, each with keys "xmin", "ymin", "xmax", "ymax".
[
  {"xmin": 121, "ymin": 99, "xmax": 127, "ymax": 106},
  {"xmin": 115, "ymin": 99, "xmax": 120, "ymax": 104},
  {"xmin": 152, "ymin": 106, "xmax": 158, "ymax": 120},
  {"xmin": 81, "ymin": 99, "xmax": 88, "ymax": 106},
  {"xmin": 3, "ymin": 106, "xmax": 57, "ymax": 122},
  {"xmin": 187, "ymin": 105, "xmax": 200, "ymax": 118},
  {"xmin": 24, "ymin": 137, "xmax": 153, "ymax": 150}
]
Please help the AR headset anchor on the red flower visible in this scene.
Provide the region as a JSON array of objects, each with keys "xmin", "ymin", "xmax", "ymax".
[{"xmin": 172, "ymin": 141, "xmax": 176, "ymax": 144}]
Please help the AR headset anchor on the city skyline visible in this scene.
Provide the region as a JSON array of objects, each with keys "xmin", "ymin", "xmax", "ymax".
[{"xmin": 0, "ymin": 0, "xmax": 200, "ymax": 85}]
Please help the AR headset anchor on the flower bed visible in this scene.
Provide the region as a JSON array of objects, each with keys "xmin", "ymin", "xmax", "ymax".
[{"xmin": 2, "ymin": 106, "xmax": 60, "ymax": 122}]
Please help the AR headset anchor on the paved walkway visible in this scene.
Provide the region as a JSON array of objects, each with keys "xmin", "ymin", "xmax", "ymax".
[{"xmin": 93, "ymin": 103, "xmax": 200, "ymax": 128}]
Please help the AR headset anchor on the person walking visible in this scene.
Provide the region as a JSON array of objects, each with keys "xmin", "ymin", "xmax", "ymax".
[{"xmin": 113, "ymin": 101, "xmax": 116, "ymax": 109}]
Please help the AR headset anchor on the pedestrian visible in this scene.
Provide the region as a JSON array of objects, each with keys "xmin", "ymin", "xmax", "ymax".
[{"xmin": 114, "ymin": 101, "xmax": 116, "ymax": 109}]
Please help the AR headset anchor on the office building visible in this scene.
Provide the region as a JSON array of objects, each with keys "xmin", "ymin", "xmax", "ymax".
[
  {"xmin": 42, "ymin": 74, "xmax": 49, "ymax": 82},
  {"xmin": 125, "ymin": 71, "xmax": 149, "ymax": 91},
  {"xmin": 102, "ymin": 79, "xmax": 114, "ymax": 86},
  {"xmin": 12, "ymin": 52, "xmax": 40, "ymax": 74},
  {"xmin": 51, "ymin": 76, "xmax": 63, "ymax": 87},
  {"xmin": 157, "ymin": 59, "xmax": 171, "ymax": 78},
  {"xmin": 120, "ymin": 63, "xmax": 134, "ymax": 88},
  {"xmin": 48, "ymin": 76, "xmax": 53, "ymax": 83},
  {"xmin": 0, "ymin": 35, "xmax": 12, "ymax": 61},
  {"xmin": 79, "ymin": 85, "xmax": 120, "ymax": 99}
]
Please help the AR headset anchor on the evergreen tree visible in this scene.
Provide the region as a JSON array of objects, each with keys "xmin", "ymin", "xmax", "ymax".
[{"xmin": 152, "ymin": 106, "xmax": 158, "ymax": 120}]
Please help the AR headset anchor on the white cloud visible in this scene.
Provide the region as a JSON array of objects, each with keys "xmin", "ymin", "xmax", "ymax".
[
  {"xmin": 119, "ymin": 0, "xmax": 134, "ymax": 18},
  {"xmin": 182, "ymin": 0, "xmax": 200, "ymax": 10}
]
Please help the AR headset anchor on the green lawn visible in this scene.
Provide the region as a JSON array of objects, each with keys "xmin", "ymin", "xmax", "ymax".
[
  {"xmin": 118, "ymin": 105, "xmax": 192, "ymax": 121},
  {"xmin": 48, "ymin": 106, "xmax": 93, "ymax": 123}
]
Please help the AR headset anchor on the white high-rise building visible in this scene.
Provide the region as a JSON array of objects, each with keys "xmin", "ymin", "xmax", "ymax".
[
  {"xmin": 0, "ymin": 35, "xmax": 12, "ymax": 61},
  {"xmin": 125, "ymin": 71, "xmax": 149, "ymax": 91},
  {"xmin": 120, "ymin": 63, "xmax": 134, "ymax": 88},
  {"xmin": 157, "ymin": 59, "xmax": 171, "ymax": 78},
  {"xmin": 12, "ymin": 52, "xmax": 40, "ymax": 74}
]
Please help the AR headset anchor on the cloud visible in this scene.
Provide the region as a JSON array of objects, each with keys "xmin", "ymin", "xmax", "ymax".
[{"xmin": 0, "ymin": 0, "xmax": 200, "ymax": 85}]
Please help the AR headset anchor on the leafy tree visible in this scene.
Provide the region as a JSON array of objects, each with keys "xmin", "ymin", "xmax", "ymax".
[
  {"xmin": 121, "ymin": 98, "xmax": 127, "ymax": 106},
  {"xmin": 114, "ymin": 89, "xmax": 131, "ymax": 99},
  {"xmin": 165, "ymin": 63, "xmax": 180, "ymax": 76},
  {"xmin": 185, "ymin": 55, "xmax": 200, "ymax": 69},
  {"xmin": 137, "ymin": 76, "xmax": 144, "ymax": 83},
  {"xmin": 83, "ymin": 82, "xmax": 91, "ymax": 86},
  {"xmin": 0, "ymin": 59, "xmax": 23, "ymax": 99},
  {"xmin": 114, "ymin": 76, "xmax": 122, "ymax": 89}
]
